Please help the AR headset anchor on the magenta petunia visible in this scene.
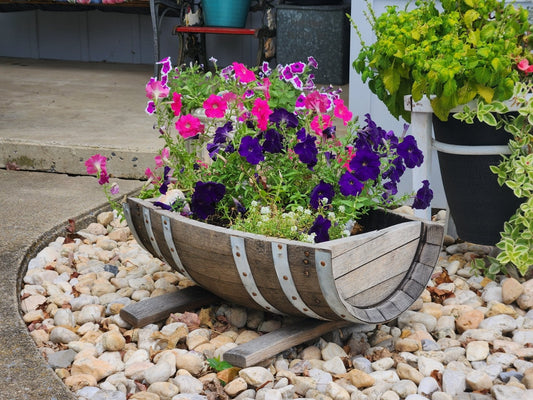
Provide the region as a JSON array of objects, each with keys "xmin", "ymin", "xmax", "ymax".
[
  {"xmin": 252, "ymin": 98, "xmax": 273, "ymax": 131},
  {"xmin": 145, "ymin": 100, "xmax": 156, "ymax": 115},
  {"xmin": 233, "ymin": 62, "xmax": 256, "ymax": 84},
  {"xmin": 203, "ymin": 94, "xmax": 227, "ymax": 118},
  {"xmin": 171, "ymin": 92, "xmax": 182, "ymax": 116},
  {"xmin": 175, "ymin": 114, "xmax": 204, "ymax": 139},
  {"xmin": 85, "ymin": 154, "xmax": 107, "ymax": 175}
]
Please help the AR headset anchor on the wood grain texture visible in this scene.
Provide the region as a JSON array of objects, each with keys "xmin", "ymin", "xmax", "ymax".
[
  {"xmin": 222, "ymin": 319, "xmax": 352, "ymax": 367},
  {"xmin": 120, "ymin": 286, "xmax": 220, "ymax": 328},
  {"xmin": 332, "ymin": 221, "xmax": 421, "ymax": 279},
  {"xmin": 335, "ymin": 239, "xmax": 419, "ymax": 304}
]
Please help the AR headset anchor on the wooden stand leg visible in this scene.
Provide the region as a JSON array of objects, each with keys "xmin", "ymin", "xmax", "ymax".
[
  {"xmin": 223, "ymin": 319, "xmax": 353, "ymax": 368},
  {"xmin": 120, "ymin": 286, "xmax": 220, "ymax": 328}
]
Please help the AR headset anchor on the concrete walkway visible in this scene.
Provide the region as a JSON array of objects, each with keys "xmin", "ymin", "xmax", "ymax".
[
  {"xmin": 0, "ymin": 56, "xmax": 349, "ymax": 399},
  {"xmin": 0, "ymin": 57, "xmax": 152, "ymax": 400}
]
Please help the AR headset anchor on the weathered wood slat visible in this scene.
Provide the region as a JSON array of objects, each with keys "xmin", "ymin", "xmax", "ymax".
[
  {"xmin": 222, "ymin": 319, "xmax": 352, "ymax": 367},
  {"xmin": 120, "ymin": 286, "xmax": 220, "ymax": 328},
  {"xmin": 402, "ymin": 278, "xmax": 425, "ymax": 300},
  {"xmin": 345, "ymin": 271, "xmax": 407, "ymax": 307},
  {"xmin": 417, "ymin": 242, "xmax": 442, "ymax": 266},
  {"xmin": 335, "ymin": 239, "xmax": 419, "ymax": 302},
  {"xmin": 332, "ymin": 221, "xmax": 421, "ymax": 279}
]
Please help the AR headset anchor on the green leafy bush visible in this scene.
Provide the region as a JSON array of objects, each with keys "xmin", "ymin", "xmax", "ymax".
[{"xmin": 351, "ymin": 0, "xmax": 531, "ymax": 121}]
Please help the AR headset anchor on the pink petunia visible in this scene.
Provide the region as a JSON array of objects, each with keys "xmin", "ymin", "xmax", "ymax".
[
  {"xmin": 203, "ymin": 94, "xmax": 228, "ymax": 118},
  {"xmin": 85, "ymin": 154, "xmax": 107, "ymax": 175},
  {"xmin": 339, "ymin": 145, "xmax": 355, "ymax": 172},
  {"xmin": 517, "ymin": 59, "xmax": 533, "ymax": 74},
  {"xmin": 304, "ymin": 91, "xmax": 331, "ymax": 113},
  {"xmin": 175, "ymin": 114, "xmax": 205, "ymax": 138},
  {"xmin": 233, "ymin": 62, "xmax": 256, "ymax": 84},
  {"xmin": 333, "ymin": 99, "xmax": 353, "ymax": 126},
  {"xmin": 145, "ymin": 78, "xmax": 169, "ymax": 100},
  {"xmin": 155, "ymin": 147, "xmax": 170, "ymax": 168},
  {"xmin": 171, "ymin": 92, "xmax": 182, "ymax": 116},
  {"xmin": 310, "ymin": 114, "xmax": 332, "ymax": 136},
  {"xmin": 251, "ymin": 98, "xmax": 273, "ymax": 131}
]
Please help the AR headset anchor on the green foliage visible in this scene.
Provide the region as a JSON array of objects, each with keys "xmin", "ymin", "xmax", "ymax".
[
  {"xmin": 455, "ymin": 82, "xmax": 533, "ymax": 277},
  {"xmin": 350, "ymin": 0, "xmax": 531, "ymax": 122},
  {"xmin": 207, "ymin": 357, "xmax": 233, "ymax": 372}
]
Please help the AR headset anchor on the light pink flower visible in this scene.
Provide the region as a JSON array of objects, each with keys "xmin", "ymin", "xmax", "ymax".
[
  {"xmin": 175, "ymin": 114, "xmax": 205, "ymax": 138},
  {"xmin": 85, "ymin": 154, "xmax": 107, "ymax": 175},
  {"xmin": 155, "ymin": 147, "xmax": 170, "ymax": 168},
  {"xmin": 145, "ymin": 78, "xmax": 169, "ymax": 100},
  {"xmin": 110, "ymin": 182, "xmax": 120, "ymax": 195},
  {"xmin": 171, "ymin": 92, "xmax": 182, "ymax": 116},
  {"xmin": 203, "ymin": 94, "xmax": 228, "ymax": 118},
  {"xmin": 333, "ymin": 99, "xmax": 353, "ymax": 126},
  {"xmin": 251, "ymin": 98, "xmax": 273, "ymax": 131},
  {"xmin": 233, "ymin": 62, "xmax": 256, "ymax": 84}
]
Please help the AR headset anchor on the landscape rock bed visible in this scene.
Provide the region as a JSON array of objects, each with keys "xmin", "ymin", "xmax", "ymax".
[{"xmin": 21, "ymin": 211, "xmax": 533, "ymax": 400}]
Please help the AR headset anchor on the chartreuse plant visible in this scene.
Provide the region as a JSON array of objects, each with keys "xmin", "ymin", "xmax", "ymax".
[
  {"xmin": 456, "ymin": 80, "xmax": 533, "ymax": 278},
  {"xmin": 351, "ymin": 0, "xmax": 530, "ymax": 121}
]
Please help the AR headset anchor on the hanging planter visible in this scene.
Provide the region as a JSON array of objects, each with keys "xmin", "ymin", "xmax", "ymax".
[{"xmin": 202, "ymin": 0, "xmax": 252, "ymax": 28}]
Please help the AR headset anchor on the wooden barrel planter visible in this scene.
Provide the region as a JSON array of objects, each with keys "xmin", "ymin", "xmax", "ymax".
[{"xmin": 123, "ymin": 197, "xmax": 444, "ymax": 324}]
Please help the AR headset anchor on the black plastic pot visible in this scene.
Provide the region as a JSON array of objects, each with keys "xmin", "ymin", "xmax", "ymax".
[{"xmin": 432, "ymin": 115, "xmax": 523, "ymax": 245}]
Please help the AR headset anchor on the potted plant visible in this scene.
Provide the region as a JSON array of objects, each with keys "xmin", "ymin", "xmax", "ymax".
[
  {"xmin": 85, "ymin": 56, "xmax": 443, "ymax": 323},
  {"xmin": 351, "ymin": 0, "xmax": 531, "ymax": 245}
]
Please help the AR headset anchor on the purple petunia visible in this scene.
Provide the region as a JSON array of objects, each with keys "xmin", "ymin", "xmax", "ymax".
[
  {"xmin": 349, "ymin": 148, "xmax": 381, "ymax": 182},
  {"xmin": 262, "ymin": 129, "xmax": 284, "ymax": 154},
  {"xmin": 397, "ymin": 135, "xmax": 424, "ymax": 168},
  {"xmin": 159, "ymin": 166, "xmax": 174, "ymax": 195},
  {"xmin": 310, "ymin": 181, "xmax": 335, "ymax": 209},
  {"xmin": 213, "ymin": 121, "xmax": 233, "ymax": 144},
  {"xmin": 239, "ymin": 135, "xmax": 265, "ymax": 165},
  {"xmin": 338, "ymin": 171, "xmax": 364, "ymax": 196},
  {"xmin": 269, "ymin": 108, "xmax": 298, "ymax": 128},
  {"xmin": 293, "ymin": 131, "xmax": 318, "ymax": 168},
  {"xmin": 412, "ymin": 180, "xmax": 433, "ymax": 210},
  {"xmin": 309, "ymin": 215, "xmax": 331, "ymax": 243},
  {"xmin": 383, "ymin": 156, "xmax": 406, "ymax": 183},
  {"xmin": 190, "ymin": 181, "xmax": 226, "ymax": 219}
]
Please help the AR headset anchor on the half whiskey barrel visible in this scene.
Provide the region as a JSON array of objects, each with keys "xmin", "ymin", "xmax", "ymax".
[{"xmin": 124, "ymin": 197, "xmax": 444, "ymax": 324}]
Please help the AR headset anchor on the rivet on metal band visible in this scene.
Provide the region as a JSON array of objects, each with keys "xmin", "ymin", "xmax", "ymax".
[
  {"xmin": 315, "ymin": 249, "xmax": 365, "ymax": 323},
  {"xmin": 142, "ymin": 206, "xmax": 164, "ymax": 260},
  {"xmin": 161, "ymin": 214, "xmax": 193, "ymax": 281},
  {"xmin": 230, "ymin": 236, "xmax": 283, "ymax": 315},
  {"xmin": 271, "ymin": 242, "xmax": 326, "ymax": 320}
]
